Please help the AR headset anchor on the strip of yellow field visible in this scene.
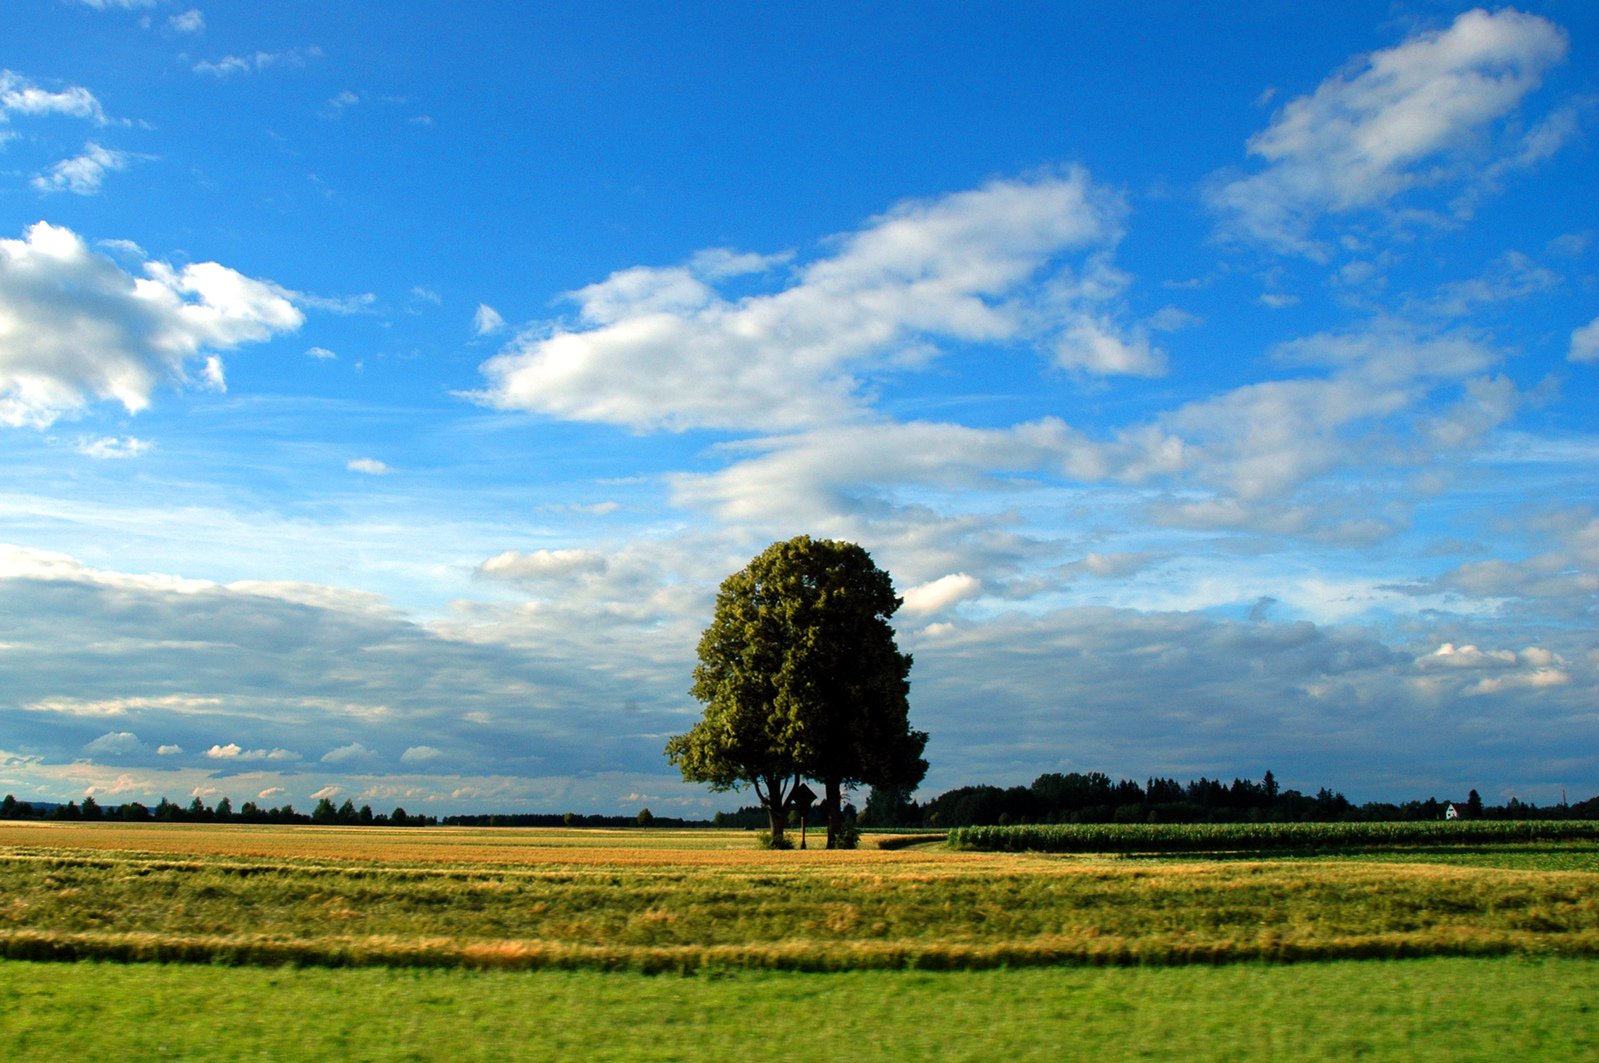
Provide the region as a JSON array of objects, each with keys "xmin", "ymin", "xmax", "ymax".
[{"xmin": 0, "ymin": 820, "xmax": 967, "ymax": 867}]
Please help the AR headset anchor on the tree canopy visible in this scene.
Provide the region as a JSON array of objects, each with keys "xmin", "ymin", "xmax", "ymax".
[{"xmin": 665, "ymin": 535, "xmax": 927, "ymax": 847}]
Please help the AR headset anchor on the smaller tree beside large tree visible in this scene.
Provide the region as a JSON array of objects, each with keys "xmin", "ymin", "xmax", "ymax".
[{"xmin": 666, "ymin": 535, "xmax": 927, "ymax": 848}]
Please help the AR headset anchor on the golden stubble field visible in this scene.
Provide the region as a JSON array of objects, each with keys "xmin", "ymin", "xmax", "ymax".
[
  {"xmin": 0, "ymin": 819, "xmax": 967, "ymax": 866},
  {"xmin": 3, "ymin": 819, "xmax": 1598, "ymax": 973}
]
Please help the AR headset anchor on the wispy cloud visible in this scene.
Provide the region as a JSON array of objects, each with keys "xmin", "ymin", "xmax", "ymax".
[
  {"xmin": 665, "ymin": 317, "xmax": 1514, "ymax": 552},
  {"xmin": 401, "ymin": 745, "xmax": 444, "ymax": 764},
  {"xmin": 476, "ymin": 170, "xmax": 1145, "ymax": 432},
  {"xmin": 478, "ymin": 548, "xmax": 608, "ymax": 584},
  {"xmin": 472, "ymin": 303, "xmax": 506, "ymax": 336},
  {"xmin": 75, "ymin": 436, "xmax": 153, "ymax": 459},
  {"xmin": 168, "ymin": 9, "xmax": 204, "ymax": 34},
  {"xmin": 294, "ymin": 291, "xmax": 377, "ymax": 315},
  {"xmin": 206, "ymin": 743, "xmax": 300, "ymax": 762},
  {"xmin": 0, "ymin": 71, "xmax": 108, "ymax": 124},
  {"xmin": 24, "ymin": 693, "xmax": 225, "ymax": 719},
  {"xmin": 194, "ymin": 47, "xmax": 323, "ymax": 77},
  {"xmin": 1570, "ymin": 315, "xmax": 1599, "ymax": 363},
  {"xmin": 322, "ymin": 90, "xmax": 360, "ymax": 118},
  {"xmin": 31, "ymin": 143, "xmax": 135, "ymax": 195},
  {"xmin": 1208, "ymin": 8, "xmax": 1569, "ymax": 258},
  {"xmin": 1408, "ymin": 251, "xmax": 1561, "ymax": 320}
]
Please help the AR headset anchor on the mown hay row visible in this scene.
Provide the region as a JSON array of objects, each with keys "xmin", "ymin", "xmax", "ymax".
[{"xmin": 5, "ymin": 927, "xmax": 1599, "ymax": 973}]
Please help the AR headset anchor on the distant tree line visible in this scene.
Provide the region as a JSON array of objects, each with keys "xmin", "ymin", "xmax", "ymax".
[
  {"xmin": 7, "ymin": 774, "xmax": 1594, "ymax": 829},
  {"xmin": 442, "ymin": 810, "xmax": 691, "ymax": 828},
  {"xmin": 0, "ymin": 793, "xmax": 434, "ymax": 826},
  {"xmin": 859, "ymin": 772, "xmax": 1599, "ymax": 828}
]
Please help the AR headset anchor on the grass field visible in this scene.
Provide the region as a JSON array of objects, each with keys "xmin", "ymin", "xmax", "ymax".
[
  {"xmin": 3, "ymin": 820, "xmax": 1597, "ymax": 1059},
  {"xmin": 4, "ymin": 957, "xmax": 1596, "ymax": 1061}
]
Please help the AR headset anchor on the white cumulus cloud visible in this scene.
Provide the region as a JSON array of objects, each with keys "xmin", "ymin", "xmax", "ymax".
[
  {"xmin": 346, "ymin": 458, "xmax": 390, "ymax": 475},
  {"xmin": 0, "ymin": 222, "xmax": 303, "ymax": 427},
  {"xmin": 83, "ymin": 731, "xmax": 144, "ymax": 756},
  {"xmin": 1053, "ymin": 317, "xmax": 1166, "ymax": 376},
  {"xmin": 32, "ymin": 143, "xmax": 134, "ymax": 195},
  {"xmin": 901, "ymin": 573, "xmax": 983, "ymax": 615},
  {"xmin": 1420, "ymin": 642, "xmax": 1519, "ymax": 669}
]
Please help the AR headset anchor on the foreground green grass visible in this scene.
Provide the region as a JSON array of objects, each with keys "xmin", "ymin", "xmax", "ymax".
[{"xmin": 3, "ymin": 956, "xmax": 1595, "ymax": 1061}]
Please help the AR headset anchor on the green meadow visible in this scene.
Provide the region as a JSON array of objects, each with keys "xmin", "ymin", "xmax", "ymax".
[
  {"xmin": 5, "ymin": 957, "xmax": 1597, "ymax": 1062},
  {"xmin": 2, "ymin": 821, "xmax": 1596, "ymax": 1059}
]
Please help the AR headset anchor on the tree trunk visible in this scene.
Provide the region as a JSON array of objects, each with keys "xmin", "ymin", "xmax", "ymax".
[
  {"xmin": 758, "ymin": 773, "xmax": 790, "ymax": 847},
  {"xmin": 824, "ymin": 777, "xmax": 843, "ymax": 849},
  {"xmin": 766, "ymin": 801, "xmax": 787, "ymax": 845}
]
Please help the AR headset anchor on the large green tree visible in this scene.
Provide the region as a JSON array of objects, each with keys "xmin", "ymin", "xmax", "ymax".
[{"xmin": 665, "ymin": 536, "xmax": 927, "ymax": 848}]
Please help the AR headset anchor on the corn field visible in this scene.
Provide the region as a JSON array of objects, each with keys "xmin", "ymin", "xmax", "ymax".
[{"xmin": 948, "ymin": 819, "xmax": 1599, "ymax": 853}]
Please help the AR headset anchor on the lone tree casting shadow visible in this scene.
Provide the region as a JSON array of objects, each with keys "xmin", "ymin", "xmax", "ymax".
[{"xmin": 665, "ymin": 535, "xmax": 928, "ymax": 848}]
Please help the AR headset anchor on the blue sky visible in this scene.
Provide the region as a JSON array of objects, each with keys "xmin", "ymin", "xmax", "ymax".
[{"xmin": 1, "ymin": 1, "xmax": 1594, "ymax": 816}]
